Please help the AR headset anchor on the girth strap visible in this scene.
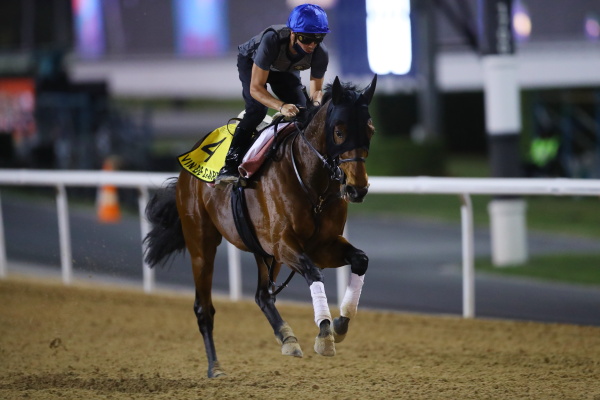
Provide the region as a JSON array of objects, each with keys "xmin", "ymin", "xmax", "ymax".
[
  {"xmin": 230, "ymin": 184, "xmax": 295, "ymax": 295},
  {"xmin": 231, "ymin": 184, "xmax": 271, "ymax": 258}
]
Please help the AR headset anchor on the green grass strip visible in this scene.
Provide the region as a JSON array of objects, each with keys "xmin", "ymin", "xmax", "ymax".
[{"xmin": 476, "ymin": 253, "xmax": 600, "ymax": 286}]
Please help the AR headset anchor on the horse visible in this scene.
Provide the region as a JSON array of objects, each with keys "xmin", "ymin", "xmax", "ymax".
[{"xmin": 144, "ymin": 75, "xmax": 377, "ymax": 378}]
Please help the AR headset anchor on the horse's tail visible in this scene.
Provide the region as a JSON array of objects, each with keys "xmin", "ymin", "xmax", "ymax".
[{"xmin": 143, "ymin": 178, "xmax": 186, "ymax": 267}]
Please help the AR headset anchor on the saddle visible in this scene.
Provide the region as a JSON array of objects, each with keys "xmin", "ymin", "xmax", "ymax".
[
  {"xmin": 178, "ymin": 116, "xmax": 296, "ymax": 184},
  {"xmin": 239, "ymin": 118, "xmax": 296, "ymax": 180}
]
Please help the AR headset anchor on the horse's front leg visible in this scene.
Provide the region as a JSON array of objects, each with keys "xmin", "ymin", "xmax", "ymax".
[
  {"xmin": 334, "ymin": 247, "xmax": 367, "ymax": 343},
  {"xmin": 311, "ymin": 238, "xmax": 368, "ymax": 344},
  {"xmin": 333, "ymin": 271, "xmax": 365, "ymax": 343},
  {"xmin": 298, "ymin": 254, "xmax": 336, "ymax": 357},
  {"xmin": 253, "ymin": 255, "xmax": 303, "ymax": 358}
]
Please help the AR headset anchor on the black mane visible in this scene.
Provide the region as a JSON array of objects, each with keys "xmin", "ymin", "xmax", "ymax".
[
  {"xmin": 300, "ymin": 80, "xmax": 363, "ymax": 127},
  {"xmin": 321, "ymin": 81, "xmax": 362, "ymax": 105}
]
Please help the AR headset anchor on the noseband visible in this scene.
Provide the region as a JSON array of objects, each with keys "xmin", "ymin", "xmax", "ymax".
[{"xmin": 339, "ymin": 155, "xmax": 366, "ymax": 164}]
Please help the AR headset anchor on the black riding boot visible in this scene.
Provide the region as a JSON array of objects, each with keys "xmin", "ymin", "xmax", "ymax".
[{"xmin": 215, "ymin": 126, "xmax": 253, "ymax": 185}]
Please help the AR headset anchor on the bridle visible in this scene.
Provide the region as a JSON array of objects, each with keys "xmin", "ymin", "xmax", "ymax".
[
  {"xmin": 339, "ymin": 155, "xmax": 366, "ymax": 164},
  {"xmin": 290, "ymin": 116, "xmax": 368, "ymax": 215}
]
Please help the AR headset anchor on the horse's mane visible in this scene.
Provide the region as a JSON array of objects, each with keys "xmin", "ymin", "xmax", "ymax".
[{"xmin": 300, "ymin": 81, "xmax": 363, "ymax": 127}]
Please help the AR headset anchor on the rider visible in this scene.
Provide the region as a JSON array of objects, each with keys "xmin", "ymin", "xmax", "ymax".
[{"xmin": 215, "ymin": 4, "xmax": 330, "ymax": 185}]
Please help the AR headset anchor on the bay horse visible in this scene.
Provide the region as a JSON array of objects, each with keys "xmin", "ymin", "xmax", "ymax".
[{"xmin": 144, "ymin": 75, "xmax": 377, "ymax": 378}]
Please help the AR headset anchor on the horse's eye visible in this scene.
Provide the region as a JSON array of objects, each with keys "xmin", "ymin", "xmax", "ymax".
[{"xmin": 333, "ymin": 123, "xmax": 346, "ymax": 144}]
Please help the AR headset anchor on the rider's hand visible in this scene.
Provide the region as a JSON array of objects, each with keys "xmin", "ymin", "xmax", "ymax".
[
  {"xmin": 311, "ymin": 90, "xmax": 324, "ymax": 106},
  {"xmin": 280, "ymin": 103, "xmax": 299, "ymax": 118}
]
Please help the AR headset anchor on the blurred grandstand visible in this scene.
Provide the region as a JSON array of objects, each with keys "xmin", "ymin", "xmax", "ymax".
[{"xmin": 0, "ymin": 0, "xmax": 598, "ymax": 176}]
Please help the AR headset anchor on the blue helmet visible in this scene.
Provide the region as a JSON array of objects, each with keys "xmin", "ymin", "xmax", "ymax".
[{"xmin": 287, "ymin": 4, "xmax": 330, "ymax": 34}]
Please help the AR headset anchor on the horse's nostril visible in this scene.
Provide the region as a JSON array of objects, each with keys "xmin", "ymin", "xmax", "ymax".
[{"xmin": 346, "ymin": 185, "xmax": 368, "ymax": 201}]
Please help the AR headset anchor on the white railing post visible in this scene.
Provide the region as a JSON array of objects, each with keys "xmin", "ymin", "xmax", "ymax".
[
  {"xmin": 227, "ymin": 242, "xmax": 242, "ymax": 300},
  {"xmin": 459, "ymin": 194, "xmax": 475, "ymax": 318},
  {"xmin": 0, "ymin": 191, "xmax": 6, "ymax": 278},
  {"xmin": 56, "ymin": 184, "xmax": 73, "ymax": 285},
  {"xmin": 138, "ymin": 186, "xmax": 154, "ymax": 293}
]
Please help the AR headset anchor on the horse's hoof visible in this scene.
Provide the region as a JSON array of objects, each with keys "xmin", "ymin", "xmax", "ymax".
[
  {"xmin": 314, "ymin": 334, "xmax": 336, "ymax": 357},
  {"xmin": 332, "ymin": 316, "xmax": 350, "ymax": 343},
  {"xmin": 275, "ymin": 323, "xmax": 304, "ymax": 357},
  {"xmin": 208, "ymin": 362, "xmax": 226, "ymax": 378},
  {"xmin": 280, "ymin": 335, "xmax": 303, "ymax": 357},
  {"xmin": 332, "ymin": 331, "xmax": 347, "ymax": 343},
  {"xmin": 209, "ymin": 370, "xmax": 226, "ymax": 378},
  {"xmin": 282, "ymin": 341, "xmax": 304, "ymax": 358}
]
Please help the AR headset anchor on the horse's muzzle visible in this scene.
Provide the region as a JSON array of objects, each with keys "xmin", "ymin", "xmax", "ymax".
[{"xmin": 343, "ymin": 184, "xmax": 369, "ymax": 203}]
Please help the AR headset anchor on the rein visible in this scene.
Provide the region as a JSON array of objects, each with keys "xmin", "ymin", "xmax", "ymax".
[{"xmin": 291, "ymin": 121, "xmax": 344, "ymax": 214}]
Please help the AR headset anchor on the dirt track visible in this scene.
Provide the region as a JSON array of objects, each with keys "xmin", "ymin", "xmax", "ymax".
[{"xmin": 1, "ymin": 276, "xmax": 599, "ymax": 400}]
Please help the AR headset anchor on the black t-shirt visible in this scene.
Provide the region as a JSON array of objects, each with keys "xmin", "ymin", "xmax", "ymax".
[{"xmin": 241, "ymin": 30, "xmax": 328, "ymax": 79}]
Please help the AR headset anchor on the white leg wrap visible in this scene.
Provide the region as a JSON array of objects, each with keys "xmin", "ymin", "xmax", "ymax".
[
  {"xmin": 310, "ymin": 282, "xmax": 332, "ymax": 327},
  {"xmin": 340, "ymin": 273, "xmax": 365, "ymax": 319}
]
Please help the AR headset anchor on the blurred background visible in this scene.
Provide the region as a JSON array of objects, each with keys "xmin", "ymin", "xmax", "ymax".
[{"xmin": 0, "ymin": 0, "xmax": 598, "ymax": 177}]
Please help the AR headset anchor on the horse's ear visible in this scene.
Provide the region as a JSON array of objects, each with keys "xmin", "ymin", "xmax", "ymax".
[
  {"xmin": 362, "ymin": 74, "xmax": 377, "ymax": 105},
  {"xmin": 332, "ymin": 76, "xmax": 343, "ymax": 105}
]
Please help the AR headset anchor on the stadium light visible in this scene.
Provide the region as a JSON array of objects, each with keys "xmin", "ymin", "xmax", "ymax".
[{"xmin": 366, "ymin": 0, "xmax": 412, "ymax": 75}]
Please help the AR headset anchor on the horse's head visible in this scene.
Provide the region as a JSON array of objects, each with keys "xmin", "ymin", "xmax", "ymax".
[{"xmin": 325, "ymin": 75, "xmax": 377, "ymax": 203}]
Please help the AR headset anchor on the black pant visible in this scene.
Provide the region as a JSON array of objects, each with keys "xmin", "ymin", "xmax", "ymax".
[{"xmin": 237, "ymin": 54, "xmax": 307, "ymax": 133}]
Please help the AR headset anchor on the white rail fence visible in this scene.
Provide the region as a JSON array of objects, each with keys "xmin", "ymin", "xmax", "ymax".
[{"xmin": 1, "ymin": 169, "xmax": 600, "ymax": 319}]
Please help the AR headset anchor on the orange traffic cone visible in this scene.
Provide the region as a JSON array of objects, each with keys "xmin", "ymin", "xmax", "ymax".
[{"xmin": 97, "ymin": 158, "xmax": 121, "ymax": 223}]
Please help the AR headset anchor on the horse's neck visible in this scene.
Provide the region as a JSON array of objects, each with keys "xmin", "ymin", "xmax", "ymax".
[
  {"xmin": 301, "ymin": 105, "xmax": 328, "ymax": 155},
  {"xmin": 292, "ymin": 106, "xmax": 337, "ymax": 190}
]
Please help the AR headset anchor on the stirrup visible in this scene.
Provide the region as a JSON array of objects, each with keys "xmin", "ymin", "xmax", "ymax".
[
  {"xmin": 215, "ymin": 173, "xmax": 239, "ymax": 186},
  {"xmin": 215, "ymin": 165, "xmax": 240, "ymax": 185}
]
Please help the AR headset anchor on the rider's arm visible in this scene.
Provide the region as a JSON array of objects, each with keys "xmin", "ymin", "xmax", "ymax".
[
  {"xmin": 309, "ymin": 76, "xmax": 324, "ymax": 104},
  {"xmin": 309, "ymin": 44, "xmax": 329, "ymax": 105},
  {"xmin": 249, "ymin": 64, "xmax": 281, "ymax": 110},
  {"xmin": 250, "ymin": 64, "xmax": 298, "ymax": 116}
]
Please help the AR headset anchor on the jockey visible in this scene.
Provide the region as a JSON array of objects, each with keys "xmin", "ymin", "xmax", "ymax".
[{"xmin": 215, "ymin": 3, "xmax": 330, "ymax": 185}]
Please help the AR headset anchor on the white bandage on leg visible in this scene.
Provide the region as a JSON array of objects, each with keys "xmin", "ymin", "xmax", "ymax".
[
  {"xmin": 309, "ymin": 282, "xmax": 332, "ymax": 327},
  {"xmin": 340, "ymin": 273, "xmax": 365, "ymax": 319}
]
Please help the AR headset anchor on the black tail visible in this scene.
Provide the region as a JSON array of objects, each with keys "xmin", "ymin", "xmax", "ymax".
[{"xmin": 144, "ymin": 178, "xmax": 186, "ymax": 267}]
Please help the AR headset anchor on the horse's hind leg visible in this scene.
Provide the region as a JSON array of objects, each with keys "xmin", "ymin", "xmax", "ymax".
[
  {"xmin": 192, "ymin": 289, "xmax": 223, "ymax": 378},
  {"xmin": 189, "ymin": 234, "xmax": 224, "ymax": 378},
  {"xmin": 191, "ymin": 246, "xmax": 225, "ymax": 378},
  {"xmin": 254, "ymin": 256, "xmax": 303, "ymax": 357},
  {"xmin": 177, "ymin": 184, "xmax": 224, "ymax": 378}
]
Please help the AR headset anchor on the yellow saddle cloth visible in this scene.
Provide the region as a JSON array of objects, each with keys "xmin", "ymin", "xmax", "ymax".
[{"xmin": 178, "ymin": 123, "xmax": 236, "ymax": 182}]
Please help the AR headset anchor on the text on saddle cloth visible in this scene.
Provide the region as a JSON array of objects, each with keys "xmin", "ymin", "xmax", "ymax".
[{"xmin": 178, "ymin": 123, "xmax": 236, "ymax": 183}]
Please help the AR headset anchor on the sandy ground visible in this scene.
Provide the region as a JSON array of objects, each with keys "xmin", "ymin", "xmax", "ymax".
[{"xmin": 1, "ymin": 276, "xmax": 599, "ymax": 400}]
